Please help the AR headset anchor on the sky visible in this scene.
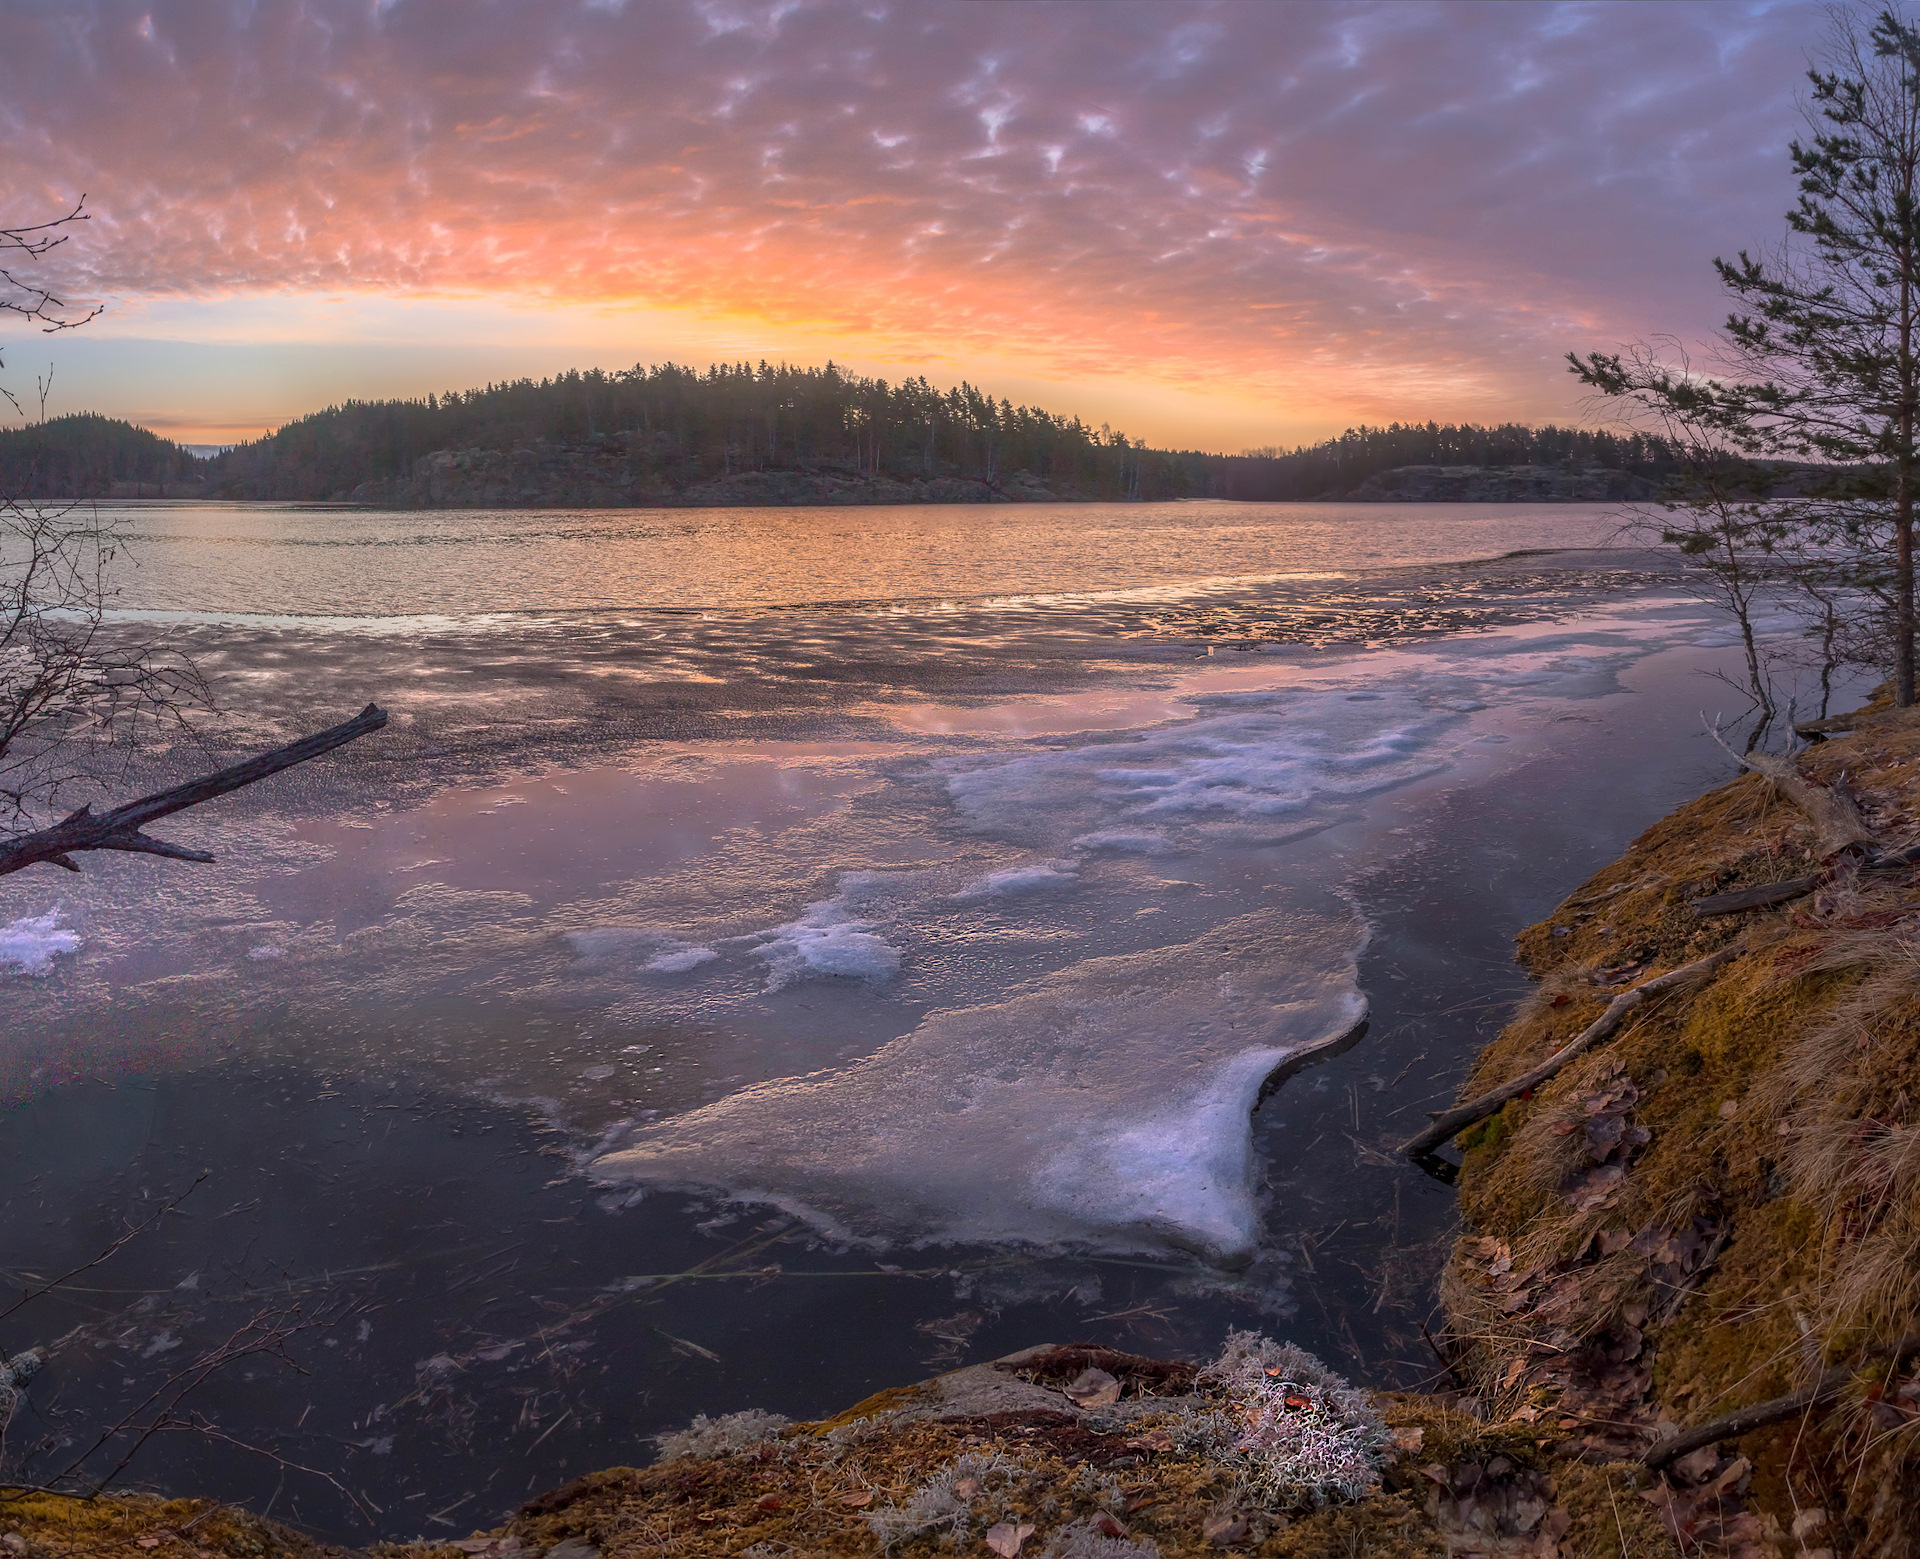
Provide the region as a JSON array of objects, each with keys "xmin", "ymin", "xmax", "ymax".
[{"xmin": 0, "ymin": 0, "xmax": 1831, "ymax": 450}]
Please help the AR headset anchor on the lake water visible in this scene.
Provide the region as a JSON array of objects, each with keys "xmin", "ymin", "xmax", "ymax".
[{"xmin": 0, "ymin": 500, "xmax": 1805, "ymax": 1537}]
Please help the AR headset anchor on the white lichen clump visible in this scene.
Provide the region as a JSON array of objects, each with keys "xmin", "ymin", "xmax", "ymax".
[
  {"xmin": 0, "ymin": 1349, "xmax": 42, "ymax": 1432},
  {"xmin": 652, "ymin": 1407, "xmax": 791, "ymax": 1463},
  {"xmin": 1191, "ymin": 1330, "xmax": 1390, "ymax": 1510},
  {"xmin": 864, "ymin": 1449, "xmax": 1029, "ymax": 1550},
  {"xmin": 1040, "ymin": 1519, "xmax": 1163, "ymax": 1558}
]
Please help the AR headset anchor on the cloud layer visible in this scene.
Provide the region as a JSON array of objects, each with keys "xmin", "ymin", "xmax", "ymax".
[{"xmin": 1, "ymin": 0, "xmax": 1826, "ymax": 440}]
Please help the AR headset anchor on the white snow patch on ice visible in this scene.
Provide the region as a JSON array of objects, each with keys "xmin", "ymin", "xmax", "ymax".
[
  {"xmin": 1071, "ymin": 829, "xmax": 1174, "ymax": 855},
  {"xmin": 956, "ymin": 860, "xmax": 1079, "ymax": 899},
  {"xmin": 646, "ymin": 945, "xmax": 718, "ymax": 973},
  {"xmin": 748, "ymin": 873, "xmax": 904, "ymax": 991},
  {"xmin": 946, "ymin": 684, "xmax": 1463, "ymax": 852},
  {"xmin": 567, "ymin": 926, "xmax": 718, "ymax": 975},
  {"xmin": 0, "ymin": 910, "xmax": 80, "ymax": 977}
]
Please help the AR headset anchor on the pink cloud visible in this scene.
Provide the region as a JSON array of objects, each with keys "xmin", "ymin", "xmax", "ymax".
[{"xmin": 0, "ymin": 0, "xmax": 1825, "ymax": 432}]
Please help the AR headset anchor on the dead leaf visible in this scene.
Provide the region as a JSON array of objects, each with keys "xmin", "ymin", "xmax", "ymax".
[
  {"xmin": 1202, "ymin": 1512, "xmax": 1250, "ymax": 1547},
  {"xmin": 755, "ymin": 1494, "xmax": 782, "ymax": 1513},
  {"xmin": 1390, "ymin": 1426, "xmax": 1425, "ymax": 1452},
  {"xmin": 1092, "ymin": 1512, "xmax": 1130, "ymax": 1539},
  {"xmin": 984, "ymin": 1523, "xmax": 1035, "ymax": 1558},
  {"xmin": 136, "ymin": 1541, "xmax": 162, "ymax": 1551},
  {"xmin": 952, "ymin": 1478, "xmax": 980, "ymax": 1500},
  {"xmin": 1063, "ymin": 1366, "xmax": 1122, "ymax": 1408},
  {"xmin": 838, "ymin": 1491, "xmax": 873, "ymax": 1508},
  {"xmin": 1670, "ymin": 1446, "xmax": 1721, "ymax": 1484},
  {"xmin": 1125, "ymin": 1430, "xmax": 1174, "ymax": 1452}
]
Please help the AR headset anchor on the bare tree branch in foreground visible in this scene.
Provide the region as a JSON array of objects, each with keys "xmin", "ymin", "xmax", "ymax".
[
  {"xmin": 0, "ymin": 703, "xmax": 388, "ymax": 879},
  {"xmin": 0, "ymin": 198, "xmax": 103, "ymax": 340},
  {"xmin": 1400, "ymin": 938, "xmax": 1751, "ymax": 1160}
]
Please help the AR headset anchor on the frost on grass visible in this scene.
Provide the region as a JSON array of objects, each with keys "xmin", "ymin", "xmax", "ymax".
[
  {"xmin": 652, "ymin": 1407, "xmax": 791, "ymax": 1463},
  {"xmin": 1186, "ymin": 1329, "xmax": 1390, "ymax": 1511},
  {"xmin": 864, "ymin": 1448, "xmax": 1029, "ymax": 1551},
  {"xmin": 1039, "ymin": 1519, "xmax": 1162, "ymax": 1558}
]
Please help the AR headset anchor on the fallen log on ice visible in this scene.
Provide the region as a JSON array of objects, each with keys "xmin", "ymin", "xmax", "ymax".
[
  {"xmin": 1400, "ymin": 938, "xmax": 1748, "ymax": 1160},
  {"xmin": 0, "ymin": 703, "xmax": 388, "ymax": 879}
]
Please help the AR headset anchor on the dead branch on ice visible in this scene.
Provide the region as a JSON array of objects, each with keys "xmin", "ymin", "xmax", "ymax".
[
  {"xmin": 0, "ymin": 703, "xmax": 387, "ymax": 879},
  {"xmin": 1400, "ymin": 938, "xmax": 1749, "ymax": 1160}
]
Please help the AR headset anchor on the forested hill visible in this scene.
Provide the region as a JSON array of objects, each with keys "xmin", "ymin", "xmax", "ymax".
[
  {"xmin": 0, "ymin": 414, "xmax": 207, "ymax": 497},
  {"xmin": 1228, "ymin": 421, "xmax": 1681, "ymax": 501},
  {"xmin": 197, "ymin": 361, "xmax": 1685, "ymax": 506}
]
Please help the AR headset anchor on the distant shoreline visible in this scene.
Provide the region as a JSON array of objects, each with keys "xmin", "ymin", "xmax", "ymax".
[{"xmin": 59, "ymin": 467, "xmax": 1648, "ymax": 508}]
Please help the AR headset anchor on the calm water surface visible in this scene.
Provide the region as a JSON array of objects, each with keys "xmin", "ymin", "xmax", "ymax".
[
  {"xmin": 1, "ymin": 501, "xmax": 1785, "ymax": 1537},
  {"xmin": 98, "ymin": 499, "xmax": 1623, "ymax": 614}
]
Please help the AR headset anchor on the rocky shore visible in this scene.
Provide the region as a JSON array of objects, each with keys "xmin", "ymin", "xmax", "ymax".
[{"xmin": 10, "ymin": 698, "xmax": 1920, "ymax": 1557}]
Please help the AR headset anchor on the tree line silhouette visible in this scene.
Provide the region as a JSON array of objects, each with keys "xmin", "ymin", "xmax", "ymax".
[{"xmin": 3, "ymin": 361, "xmax": 1693, "ymax": 502}]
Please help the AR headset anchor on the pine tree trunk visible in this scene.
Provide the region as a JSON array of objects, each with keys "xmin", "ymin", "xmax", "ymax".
[{"xmin": 1901, "ymin": 492, "xmax": 1916, "ymax": 706}]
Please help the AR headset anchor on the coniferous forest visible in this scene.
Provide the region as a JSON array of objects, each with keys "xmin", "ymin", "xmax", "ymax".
[{"xmin": 1, "ymin": 360, "xmax": 1695, "ymax": 504}]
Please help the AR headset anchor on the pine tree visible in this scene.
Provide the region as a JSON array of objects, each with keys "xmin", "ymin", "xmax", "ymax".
[{"xmin": 1576, "ymin": 6, "xmax": 1920, "ymax": 706}]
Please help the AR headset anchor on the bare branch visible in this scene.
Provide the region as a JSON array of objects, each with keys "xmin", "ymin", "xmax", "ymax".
[
  {"xmin": 1644, "ymin": 1333, "xmax": 1920, "ymax": 1469},
  {"xmin": 0, "ymin": 198, "xmax": 103, "ymax": 335},
  {"xmin": 1401, "ymin": 939, "xmax": 1750, "ymax": 1159},
  {"xmin": 0, "ymin": 704, "xmax": 388, "ymax": 879},
  {"xmin": 0, "ymin": 1174, "xmax": 206, "ymax": 1325}
]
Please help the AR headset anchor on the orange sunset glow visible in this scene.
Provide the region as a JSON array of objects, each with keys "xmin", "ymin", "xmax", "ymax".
[{"xmin": 2, "ymin": 0, "xmax": 1822, "ymax": 448}]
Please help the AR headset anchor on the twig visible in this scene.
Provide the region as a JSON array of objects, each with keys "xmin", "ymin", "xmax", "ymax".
[
  {"xmin": 0, "ymin": 1175, "xmax": 206, "ymax": 1323},
  {"xmin": 1651, "ymin": 1227, "xmax": 1730, "ymax": 1325},
  {"xmin": 0, "ymin": 704, "xmax": 387, "ymax": 877},
  {"xmin": 1690, "ymin": 837, "xmax": 1920, "ymax": 917},
  {"xmin": 1401, "ymin": 938, "xmax": 1748, "ymax": 1158},
  {"xmin": 1643, "ymin": 1333, "xmax": 1920, "ymax": 1469}
]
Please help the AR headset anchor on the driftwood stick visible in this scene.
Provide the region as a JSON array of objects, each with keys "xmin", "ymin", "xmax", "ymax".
[
  {"xmin": 1704, "ymin": 716, "xmax": 1875, "ymax": 859},
  {"xmin": 0, "ymin": 703, "xmax": 388, "ymax": 879},
  {"xmin": 1400, "ymin": 938, "xmax": 1748, "ymax": 1159},
  {"xmin": 1644, "ymin": 1334, "xmax": 1920, "ymax": 1469},
  {"xmin": 1688, "ymin": 839, "xmax": 1920, "ymax": 918}
]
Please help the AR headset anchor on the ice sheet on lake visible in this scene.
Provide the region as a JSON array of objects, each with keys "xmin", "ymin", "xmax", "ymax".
[
  {"xmin": 946, "ymin": 683, "xmax": 1460, "ymax": 852},
  {"xmin": 593, "ymin": 910, "xmax": 1366, "ymax": 1264},
  {"xmin": 943, "ymin": 630, "xmax": 1673, "ymax": 855},
  {"xmin": 0, "ymin": 910, "xmax": 81, "ymax": 977}
]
